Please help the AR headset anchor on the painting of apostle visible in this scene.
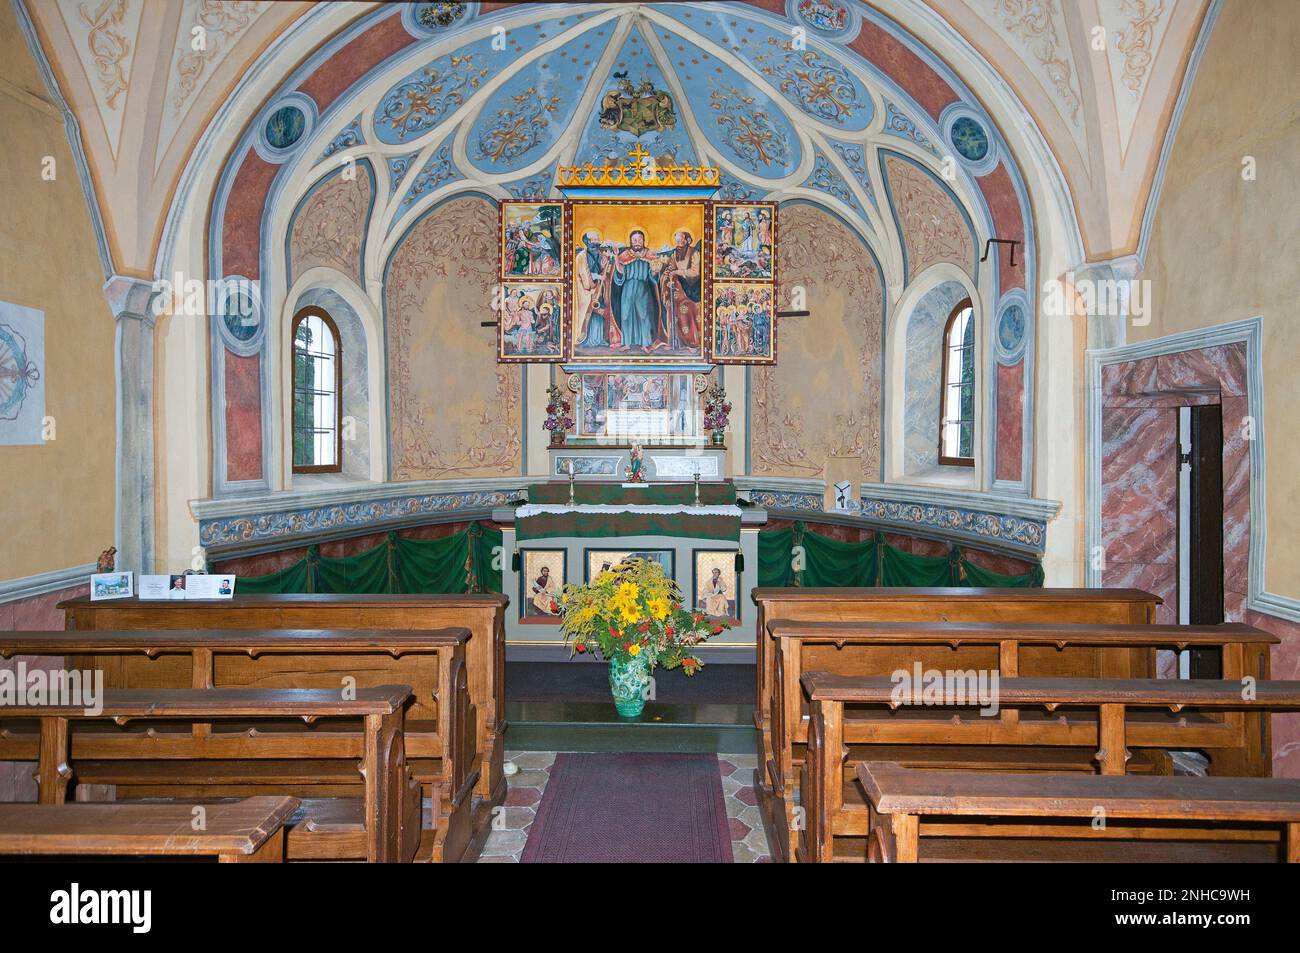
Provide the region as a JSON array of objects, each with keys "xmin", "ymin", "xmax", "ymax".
[
  {"xmin": 520, "ymin": 550, "xmax": 565, "ymax": 621},
  {"xmin": 496, "ymin": 284, "xmax": 565, "ymax": 362},
  {"xmin": 570, "ymin": 201, "xmax": 706, "ymax": 363},
  {"xmin": 694, "ymin": 550, "xmax": 739, "ymax": 622},
  {"xmin": 713, "ymin": 203, "xmax": 775, "ymax": 281},
  {"xmin": 500, "ymin": 202, "xmax": 563, "ymax": 280},
  {"xmin": 711, "ymin": 283, "xmax": 776, "ymax": 364}
]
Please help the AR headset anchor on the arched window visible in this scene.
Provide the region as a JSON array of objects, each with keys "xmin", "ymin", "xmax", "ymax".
[
  {"xmin": 291, "ymin": 307, "xmax": 341, "ymax": 472},
  {"xmin": 939, "ymin": 299, "xmax": 975, "ymax": 467}
]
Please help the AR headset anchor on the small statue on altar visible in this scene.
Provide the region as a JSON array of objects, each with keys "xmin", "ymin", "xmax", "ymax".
[{"xmin": 626, "ymin": 443, "xmax": 645, "ymax": 483}]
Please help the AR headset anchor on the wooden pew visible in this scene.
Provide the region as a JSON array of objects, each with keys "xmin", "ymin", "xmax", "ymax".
[
  {"xmin": 751, "ymin": 587, "xmax": 1159, "ymax": 733},
  {"xmin": 0, "ymin": 796, "xmax": 299, "ymax": 862},
  {"xmin": 0, "ymin": 686, "xmax": 421, "ymax": 862},
  {"xmin": 802, "ymin": 673, "xmax": 1300, "ymax": 862},
  {"xmin": 856, "ymin": 761, "xmax": 1300, "ymax": 863},
  {"xmin": 749, "ymin": 587, "xmax": 1160, "ymax": 857},
  {"xmin": 761, "ymin": 619, "xmax": 1277, "ymax": 861},
  {"xmin": 58, "ymin": 593, "xmax": 508, "ymax": 821},
  {"xmin": 0, "ymin": 629, "xmax": 476, "ymax": 861}
]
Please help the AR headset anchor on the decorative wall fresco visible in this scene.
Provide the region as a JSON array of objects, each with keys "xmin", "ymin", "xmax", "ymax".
[
  {"xmin": 288, "ymin": 163, "xmax": 374, "ymax": 286},
  {"xmin": 385, "ymin": 197, "xmax": 522, "ymax": 479},
  {"xmin": 750, "ymin": 204, "xmax": 882, "ymax": 480},
  {"xmin": 883, "ymin": 153, "xmax": 975, "ymax": 281}
]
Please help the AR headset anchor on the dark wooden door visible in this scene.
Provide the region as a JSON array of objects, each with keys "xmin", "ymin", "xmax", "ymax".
[{"xmin": 1187, "ymin": 404, "xmax": 1224, "ymax": 678}]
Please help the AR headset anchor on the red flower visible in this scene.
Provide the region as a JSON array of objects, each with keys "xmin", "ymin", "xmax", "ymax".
[
  {"xmin": 638, "ymin": 620, "xmax": 650, "ymax": 633},
  {"xmin": 575, "ymin": 642, "xmax": 586, "ymax": 653},
  {"xmin": 609, "ymin": 626, "xmax": 619, "ymax": 638},
  {"xmin": 711, "ymin": 623, "xmax": 724, "ymax": 634}
]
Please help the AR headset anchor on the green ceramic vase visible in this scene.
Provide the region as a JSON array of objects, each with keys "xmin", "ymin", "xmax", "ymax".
[{"xmin": 608, "ymin": 654, "xmax": 650, "ymax": 717}]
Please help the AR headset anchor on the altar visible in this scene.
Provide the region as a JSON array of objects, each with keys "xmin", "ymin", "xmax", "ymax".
[{"xmin": 494, "ymin": 478, "xmax": 766, "ymax": 655}]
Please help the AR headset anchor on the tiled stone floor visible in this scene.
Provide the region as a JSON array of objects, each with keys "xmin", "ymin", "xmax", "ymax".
[{"xmin": 478, "ymin": 750, "xmax": 771, "ymax": 863}]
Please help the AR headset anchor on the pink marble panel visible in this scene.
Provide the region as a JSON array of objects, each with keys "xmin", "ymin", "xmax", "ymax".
[
  {"xmin": 224, "ymin": 352, "xmax": 263, "ymax": 482},
  {"xmin": 995, "ymin": 361, "xmax": 1023, "ymax": 482},
  {"xmin": 1100, "ymin": 406, "xmax": 1177, "ymax": 565},
  {"xmin": 220, "ymin": 153, "xmax": 278, "ymax": 281},
  {"xmin": 977, "ymin": 163, "xmax": 1026, "ymax": 296},
  {"xmin": 850, "ymin": 19, "xmax": 957, "ymax": 121},
  {"xmin": 297, "ymin": 12, "xmax": 417, "ymax": 113}
]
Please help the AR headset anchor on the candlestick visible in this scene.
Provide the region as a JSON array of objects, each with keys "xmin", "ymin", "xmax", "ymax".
[
  {"xmin": 568, "ymin": 467, "xmax": 576, "ymax": 506},
  {"xmin": 693, "ymin": 470, "xmax": 702, "ymax": 507}
]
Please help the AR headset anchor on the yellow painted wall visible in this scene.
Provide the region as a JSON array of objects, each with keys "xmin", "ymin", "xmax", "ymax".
[
  {"xmin": 0, "ymin": 2, "xmax": 116, "ymax": 581},
  {"xmin": 1134, "ymin": 0, "xmax": 1300, "ymax": 600}
]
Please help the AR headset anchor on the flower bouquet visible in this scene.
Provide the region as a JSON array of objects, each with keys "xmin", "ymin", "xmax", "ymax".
[
  {"xmin": 543, "ymin": 383, "xmax": 573, "ymax": 445},
  {"xmin": 703, "ymin": 380, "xmax": 731, "ymax": 446},
  {"xmin": 559, "ymin": 558, "xmax": 730, "ymax": 716}
]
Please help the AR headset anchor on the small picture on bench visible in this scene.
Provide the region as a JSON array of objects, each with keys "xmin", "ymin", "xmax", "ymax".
[
  {"xmin": 89, "ymin": 571, "xmax": 133, "ymax": 601},
  {"xmin": 693, "ymin": 549, "xmax": 739, "ymax": 623}
]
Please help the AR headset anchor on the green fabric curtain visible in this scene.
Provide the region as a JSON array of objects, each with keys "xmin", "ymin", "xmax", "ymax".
[
  {"xmin": 756, "ymin": 524, "xmax": 1043, "ymax": 589},
  {"xmin": 798, "ymin": 527, "xmax": 876, "ymax": 587},
  {"xmin": 757, "ymin": 526, "xmax": 796, "ymax": 587},
  {"xmin": 229, "ymin": 524, "xmax": 504, "ymax": 595},
  {"xmin": 959, "ymin": 549, "xmax": 1045, "ymax": 588},
  {"xmin": 880, "ymin": 541, "xmax": 958, "ymax": 587}
]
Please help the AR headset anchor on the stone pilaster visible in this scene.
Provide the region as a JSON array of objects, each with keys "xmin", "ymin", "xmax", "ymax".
[
  {"xmin": 1072, "ymin": 255, "xmax": 1144, "ymax": 350},
  {"xmin": 102, "ymin": 276, "xmax": 157, "ymax": 575}
]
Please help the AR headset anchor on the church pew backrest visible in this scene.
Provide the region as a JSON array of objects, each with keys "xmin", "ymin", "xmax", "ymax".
[
  {"xmin": 854, "ymin": 761, "xmax": 1300, "ymax": 863},
  {"xmin": 58, "ymin": 594, "xmax": 509, "ymax": 810},
  {"xmin": 0, "ymin": 796, "xmax": 301, "ymax": 863}
]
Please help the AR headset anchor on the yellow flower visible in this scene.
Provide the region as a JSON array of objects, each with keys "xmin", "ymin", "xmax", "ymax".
[
  {"xmin": 615, "ymin": 581, "xmax": 640, "ymax": 603},
  {"xmin": 618, "ymin": 603, "xmax": 642, "ymax": 624},
  {"xmin": 628, "ymin": 643, "xmax": 641, "ymax": 656},
  {"xmin": 647, "ymin": 596, "xmax": 670, "ymax": 621}
]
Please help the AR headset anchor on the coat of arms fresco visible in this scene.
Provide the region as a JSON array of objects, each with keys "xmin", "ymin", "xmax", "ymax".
[{"xmin": 598, "ymin": 76, "xmax": 677, "ymax": 138}]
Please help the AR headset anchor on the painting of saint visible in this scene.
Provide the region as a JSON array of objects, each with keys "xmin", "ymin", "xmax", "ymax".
[
  {"xmin": 496, "ymin": 283, "xmax": 565, "ymax": 362},
  {"xmin": 500, "ymin": 202, "xmax": 564, "ymax": 280},
  {"xmin": 693, "ymin": 550, "xmax": 739, "ymax": 622},
  {"xmin": 568, "ymin": 201, "xmax": 707, "ymax": 364},
  {"xmin": 711, "ymin": 202, "xmax": 776, "ymax": 282},
  {"xmin": 520, "ymin": 550, "xmax": 566, "ymax": 622},
  {"xmin": 710, "ymin": 283, "xmax": 776, "ymax": 364}
]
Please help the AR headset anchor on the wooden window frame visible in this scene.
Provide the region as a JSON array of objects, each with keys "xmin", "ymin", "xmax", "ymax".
[
  {"xmin": 938, "ymin": 299, "xmax": 976, "ymax": 468},
  {"xmin": 291, "ymin": 306, "xmax": 343, "ymax": 474}
]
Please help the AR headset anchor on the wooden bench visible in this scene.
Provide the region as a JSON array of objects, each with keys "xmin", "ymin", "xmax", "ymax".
[
  {"xmin": 58, "ymin": 593, "xmax": 509, "ymax": 820},
  {"xmin": 0, "ymin": 686, "xmax": 420, "ymax": 863},
  {"xmin": 1, "ymin": 627, "xmax": 478, "ymax": 861},
  {"xmin": 749, "ymin": 587, "xmax": 1160, "ymax": 860},
  {"xmin": 801, "ymin": 673, "xmax": 1300, "ymax": 862},
  {"xmin": 759, "ymin": 619, "xmax": 1276, "ymax": 861},
  {"xmin": 0, "ymin": 796, "xmax": 299, "ymax": 863},
  {"xmin": 856, "ymin": 761, "xmax": 1300, "ymax": 863}
]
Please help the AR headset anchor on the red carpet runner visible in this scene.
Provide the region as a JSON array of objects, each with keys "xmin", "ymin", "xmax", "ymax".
[{"xmin": 520, "ymin": 752, "xmax": 733, "ymax": 863}]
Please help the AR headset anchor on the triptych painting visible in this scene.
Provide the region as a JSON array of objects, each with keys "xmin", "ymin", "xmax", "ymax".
[{"xmin": 497, "ymin": 199, "xmax": 777, "ymax": 365}]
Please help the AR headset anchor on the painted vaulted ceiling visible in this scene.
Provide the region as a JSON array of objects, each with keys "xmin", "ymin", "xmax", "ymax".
[{"xmin": 21, "ymin": 0, "xmax": 1212, "ymax": 278}]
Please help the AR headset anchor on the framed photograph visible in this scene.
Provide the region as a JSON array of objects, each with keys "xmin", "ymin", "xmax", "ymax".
[
  {"xmin": 499, "ymin": 202, "xmax": 564, "ymax": 280},
  {"xmin": 693, "ymin": 550, "xmax": 740, "ymax": 623},
  {"xmin": 585, "ymin": 549, "xmax": 675, "ymax": 584},
  {"xmin": 496, "ymin": 283, "xmax": 566, "ymax": 362},
  {"xmin": 576, "ymin": 371, "xmax": 697, "ymax": 439},
  {"xmin": 709, "ymin": 202, "xmax": 776, "ymax": 282},
  {"xmin": 520, "ymin": 549, "xmax": 566, "ymax": 623},
  {"xmin": 709, "ymin": 282, "xmax": 776, "ymax": 365},
  {"xmin": 567, "ymin": 199, "xmax": 709, "ymax": 365},
  {"xmin": 90, "ymin": 571, "xmax": 134, "ymax": 601},
  {"xmin": 186, "ymin": 574, "xmax": 237, "ymax": 599}
]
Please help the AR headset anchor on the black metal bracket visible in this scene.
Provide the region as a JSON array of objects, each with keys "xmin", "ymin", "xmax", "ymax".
[{"xmin": 979, "ymin": 238, "xmax": 1021, "ymax": 268}]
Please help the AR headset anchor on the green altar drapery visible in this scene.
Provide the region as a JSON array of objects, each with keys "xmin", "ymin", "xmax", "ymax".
[
  {"xmin": 225, "ymin": 525, "xmax": 504, "ymax": 595},
  {"xmin": 528, "ymin": 482, "xmax": 737, "ymax": 505},
  {"xmin": 756, "ymin": 522, "xmax": 1042, "ymax": 589}
]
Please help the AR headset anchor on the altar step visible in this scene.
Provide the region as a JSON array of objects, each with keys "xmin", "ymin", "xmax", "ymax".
[{"xmin": 504, "ymin": 699, "xmax": 758, "ymax": 754}]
